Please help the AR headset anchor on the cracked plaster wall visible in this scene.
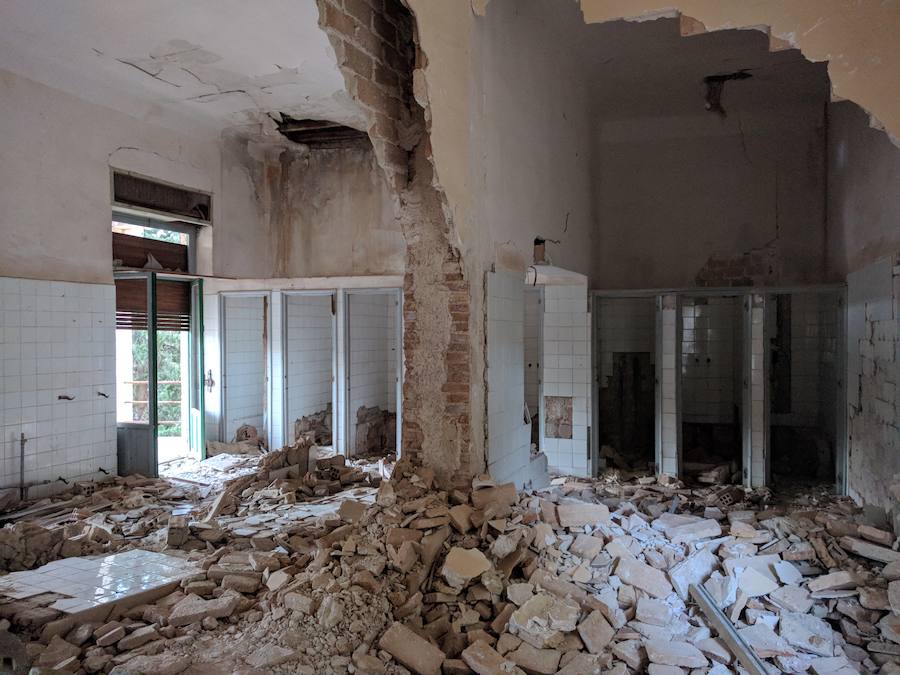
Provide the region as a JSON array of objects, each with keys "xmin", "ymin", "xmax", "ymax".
[
  {"xmin": 593, "ymin": 104, "xmax": 828, "ymax": 289},
  {"xmin": 828, "ymin": 101, "xmax": 900, "ymax": 279},
  {"xmin": 403, "ymin": 0, "xmax": 900, "ymax": 486},
  {"xmin": 0, "ymin": 68, "xmax": 225, "ymax": 284},
  {"xmin": 408, "ymin": 0, "xmax": 900, "ymax": 286}
]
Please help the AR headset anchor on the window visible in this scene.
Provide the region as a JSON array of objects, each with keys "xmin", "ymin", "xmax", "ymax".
[{"xmin": 112, "ymin": 213, "xmax": 196, "ymax": 274}]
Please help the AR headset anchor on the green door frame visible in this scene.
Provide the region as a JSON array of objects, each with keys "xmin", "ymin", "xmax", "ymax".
[{"xmin": 190, "ymin": 279, "xmax": 206, "ymax": 459}]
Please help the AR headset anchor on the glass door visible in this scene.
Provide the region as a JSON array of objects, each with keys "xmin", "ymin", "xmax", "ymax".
[
  {"xmin": 115, "ymin": 272, "xmax": 158, "ymax": 475},
  {"xmin": 115, "ymin": 272, "xmax": 204, "ymax": 477}
]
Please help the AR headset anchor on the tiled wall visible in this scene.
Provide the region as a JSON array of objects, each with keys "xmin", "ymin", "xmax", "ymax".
[
  {"xmin": 284, "ymin": 294, "xmax": 333, "ymax": 442},
  {"xmin": 597, "ymin": 297, "xmax": 655, "ymax": 384},
  {"xmin": 0, "ymin": 277, "xmax": 116, "ymax": 498},
  {"xmin": 769, "ymin": 292, "xmax": 841, "ymax": 429},
  {"xmin": 347, "ymin": 292, "xmax": 398, "ymax": 454},
  {"xmin": 659, "ymin": 295, "xmax": 679, "ymax": 475},
  {"xmin": 223, "ymin": 296, "xmax": 267, "ymax": 442},
  {"xmin": 486, "ymin": 271, "xmax": 530, "ymax": 485},
  {"xmin": 523, "ymin": 288, "xmax": 542, "ymax": 417},
  {"xmin": 748, "ymin": 294, "xmax": 766, "ymax": 487},
  {"xmin": 542, "ymin": 283, "xmax": 591, "ymax": 477},
  {"xmin": 680, "ymin": 296, "xmax": 743, "ymax": 425}
]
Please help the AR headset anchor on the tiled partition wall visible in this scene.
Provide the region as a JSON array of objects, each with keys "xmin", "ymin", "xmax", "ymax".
[
  {"xmin": 486, "ymin": 271, "xmax": 530, "ymax": 486},
  {"xmin": 680, "ymin": 296, "xmax": 743, "ymax": 425},
  {"xmin": 0, "ymin": 277, "xmax": 116, "ymax": 498},
  {"xmin": 284, "ymin": 294, "xmax": 334, "ymax": 443},
  {"xmin": 542, "ymin": 282, "xmax": 591, "ymax": 477},
  {"xmin": 222, "ymin": 296, "xmax": 267, "ymax": 442},
  {"xmin": 523, "ymin": 288, "xmax": 542, "ymax": 418},
  {"xmin": 747, "ymin": 294, "xmax": 766, "ymax": 487},
  {"xmin": 597, "ymin": 298, "xmax": 656, "ymax": 386},
  {"xmin": 659, "ymin": 294, "xmax": 680, "ymax": 475},
  {"xmin": 347, "ymin": 292, "xmax": 398, "ymax": 455}
]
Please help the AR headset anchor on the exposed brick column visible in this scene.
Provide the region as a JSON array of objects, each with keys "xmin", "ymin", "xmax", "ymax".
[
  {"xmin": 317, "ymin": 0, "xmax": 416, "ymax": 190},
  {"xmin": 318, "ymin": 0, "xmax": 476, "ymax": 486}
]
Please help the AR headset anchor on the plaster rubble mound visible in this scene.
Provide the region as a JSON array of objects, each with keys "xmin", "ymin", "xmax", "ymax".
[{"xmin": 2, "ymin": 446, "xmax": 900, "ymax": 673}]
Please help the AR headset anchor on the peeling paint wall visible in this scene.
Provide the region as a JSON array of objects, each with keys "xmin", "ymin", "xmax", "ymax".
[
  {"xmin": 471, "ymin": 0, "xmax": 594, "ymax": 278},
  {"xmin": 593, "ymin": 105, "xmax": 828, "ymax": 289},
  {"xmin": 273, "ymin": 144, "xmax": 404, "ymax": 278},
  {"xmin": 828, "ymin": 101, "xmax": 900, "ymax": 278},
  {"xmin": 409, "ymin": 0, "xmax": 900, "ymax": 290},
  {"xmin": 217, "ymin": 134, "xmax": 404, "ymax": 280}
]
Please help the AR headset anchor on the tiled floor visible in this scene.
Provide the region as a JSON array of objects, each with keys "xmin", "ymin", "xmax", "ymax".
[{"xmin": 0, "ymin": 550, "xmax": 195, "ymax": 614}]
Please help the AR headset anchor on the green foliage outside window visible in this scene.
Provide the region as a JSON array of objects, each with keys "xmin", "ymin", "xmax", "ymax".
[{"xmin": 131, "ymin": 330, "xmax": 184, "ymax": 436}]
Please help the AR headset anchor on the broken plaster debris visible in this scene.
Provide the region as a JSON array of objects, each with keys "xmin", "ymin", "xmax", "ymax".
[{"xmin": 1, "ymin": 448, "xmax": 900, "ymax": 673}]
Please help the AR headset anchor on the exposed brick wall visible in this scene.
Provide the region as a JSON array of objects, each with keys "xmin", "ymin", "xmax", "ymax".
[
  {"xmin": 317, "ymin": 0, "xmax": 416, "ymax": 190},
  {"xmin": 318, "ymin": 0, "xmax": 475, "ymax": 486}
]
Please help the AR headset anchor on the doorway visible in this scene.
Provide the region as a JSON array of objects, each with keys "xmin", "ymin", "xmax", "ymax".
[
  {"xmin": 345, "ymin": 290, "xmax": 401, "ymax": 458},
  {"xmin": 766, "ymin": 290, "xmax": 842, "ymax": 487},
  {"xmin": 283, "ymin": 292, "xmax": 336, "ymax": 449},
  {"xmin": 221, "ymin": 294, "xmax": 270, "ymax": 450},
  {"xmin": 594, "ymin": 296, "xmax": 657, "ymax": 472},
  {"xmin": 114, "ymin": 273, "xmax": 204, "ymax": 477},
  {"xmin": 679, "ymin": 295, "xmax": 744, "ymax": 483}
]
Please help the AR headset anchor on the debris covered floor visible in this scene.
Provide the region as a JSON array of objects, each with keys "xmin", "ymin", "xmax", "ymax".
[{"xmin": 1, "ymin": 441, "xmax": 898, "ymax": 674}]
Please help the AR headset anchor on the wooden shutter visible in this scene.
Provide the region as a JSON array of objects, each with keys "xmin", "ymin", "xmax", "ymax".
[
  {"xmin": 115, "ymin": 279, "xmax": 191, "ymax": 331},
  {"xmin": 112, "ymin": 232, "xmax": 189, "ymax": 272}
]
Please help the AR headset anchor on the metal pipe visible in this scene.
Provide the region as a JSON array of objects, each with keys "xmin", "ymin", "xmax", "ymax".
[
  {"xmin": 19, "ymin": 433, "xmax": 26, "ymax": 501},
  {"xmin": 689, "ymin": 583, "xmax": 768, "ymax": 675}
]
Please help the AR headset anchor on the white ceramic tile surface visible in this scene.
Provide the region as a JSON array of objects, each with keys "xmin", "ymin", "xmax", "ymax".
[
  {"xmin": 347, "ymin": 292, "xmax": 398, "ymax": 455},
  {"xmin": 487, "ymin": 271, "xmax": 529, "ymax": 486},
  {"xmin": 223, "ymin": 296, "xmax": 267, "ymax": 442},
  {"xmin": 680, "ymin": 296, "xmax": 743, "ymax": 425},
  {"xmin": 0, "ymin": 550, "xmax": 195, "ymax": 614},
  {"xmin": 541, "ymin": 282, "xmax": 591, "ymax": 477},
  {"xmin": 0, "ymin": 277, "xmax": 117, "ymax": 497},
  {"xmin": 285, "ymin": 294, "xmax": 334, "ymax": 441}
]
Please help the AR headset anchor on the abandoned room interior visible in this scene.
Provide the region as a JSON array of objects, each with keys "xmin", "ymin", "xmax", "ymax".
[{"xmin": 0, "ymin": 0, "xmax": 899, "ymax": 672}]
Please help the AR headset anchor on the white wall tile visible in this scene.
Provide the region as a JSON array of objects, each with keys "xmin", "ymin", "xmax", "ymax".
[{"xmin": 0, "ymin": 276, "xmax": 116, "ymax": 497}]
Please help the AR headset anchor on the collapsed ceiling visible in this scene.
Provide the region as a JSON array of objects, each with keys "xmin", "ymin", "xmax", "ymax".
[{"xmin": 0, "ymin": 0, "xmax": 366, "ymax": 137}]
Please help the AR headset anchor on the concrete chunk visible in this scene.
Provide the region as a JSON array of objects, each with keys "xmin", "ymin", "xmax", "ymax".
[
  {"xmin": 508, "ymin": 642, "xmax": 561, "ymax": 674},
  {"xmin": 666, "ymin": 519, "xmax": 721, "ymax": 544},
  {"xmin": 737, "ymin": 623, "xmax": 797, "ymax": 658},
  {"xmin": 668, "ymin": 548, "xmax": 717, "ymax": 600},
  {"xmin": 779, "ymin": 612, "xmax": 834, "ymax": 657},
  {"xmin": 556, "ymin": 502, "xmax": 610, "ymax": 528},
  {"xmin": 462, "ymin": 640, "xmax": 520, "ymax": 675},
  {"xmin": 379, "ymin": 622, "xmax": 445, "ymax": 675},
  {"xmin": 636, "ymin": 597, "xmax": 674, "ymax": 627},
  {"xmin": 576, "ymin": 610, "xmax": 614, "ymax": 654},
  {"xmin": 645, "ymin": 640, "xmax": 708, "ymax": 668},
  {"xmin": 441, "ymin": 547, "xmax": 491, "ymax": 589},
  {"xmin": 808, "ymin": 571, "xmax": 858, "ymax": 593},
  {"xmin": 616, "ymin": 555, "xmax": 674, "ymax": 599}
]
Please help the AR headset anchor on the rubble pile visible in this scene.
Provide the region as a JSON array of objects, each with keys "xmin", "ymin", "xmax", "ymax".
[
  {"xmin": 5, "ymin": 456, "xmax": 900, "ymax": 673},
  {"xmin": 355, "ymin": 405, "xmax": 396, "ymax": 455},
  {"xmin": 294, "ymin": 403, "xmax": 334, "ymax": 445},
  {"xmin": 0, "ymin": 476, "xmax": 196, "ymax": 572}
]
